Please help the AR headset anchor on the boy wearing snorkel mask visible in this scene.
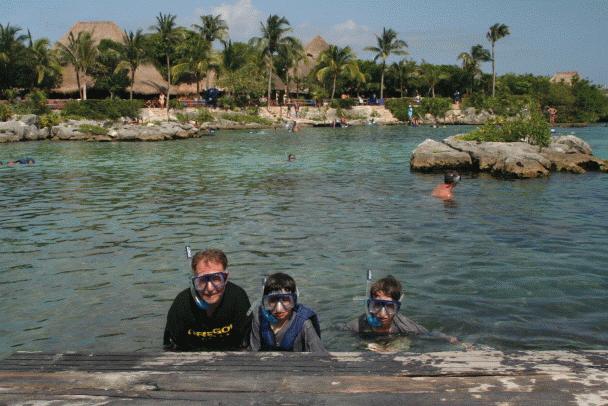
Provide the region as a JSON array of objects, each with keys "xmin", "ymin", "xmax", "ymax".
[
  {"xmin": 346, "ymin": 276, "xmax": 428, "ymax": 336},
  {"xmin": 163, "ymin": 249, "xmax": 252, "ymax": 351},
  {"xmin": 344, "ymin": 276, "xmax": 459, "ymax": 352},
  {"xmin": 248, "ymin": 273, "xmax": 326, "ymax": 353}
]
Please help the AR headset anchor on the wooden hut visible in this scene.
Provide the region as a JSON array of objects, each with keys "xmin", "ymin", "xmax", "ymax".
[{"xmin": 54, "ymin": 21, "xmax": 213, "ymax": 97}]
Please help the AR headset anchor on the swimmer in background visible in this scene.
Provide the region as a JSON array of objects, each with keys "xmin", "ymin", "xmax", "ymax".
[
  {"xmin": 287, "ymin": 154, "xmax": 296, "ymax": 162},
  {"xmin": 432, "ymin": 170, "xmax": 461, "ymax": 200}
]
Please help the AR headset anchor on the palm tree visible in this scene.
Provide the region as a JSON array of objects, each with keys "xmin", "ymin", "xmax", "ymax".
[
  {"xmin": 193, "ymin": 14, "xmax": 228, "ymax": 90},
  {"xmin": 315, "ymin": 45, "xmax": 363, "ymax": 100},
  {"xmin": 193, "ymin": 14, "xmax": 228, "ymax": 46},
  {"xmin": 390, "ymin": 59, "xmax": 419, "ymax": 98},
  {"xmin": 486, "ymin": 23, "xmax": 510, "ymax": 97},
  {"xmin": 56, "ymin": 31, "xmax": 97, "ymax": 100},
  {"xmin": 26, "ymin": 35, "xmax": 61, "ymax": 89},
  {"xmin": 364, "ymin": 27, "xmax": 408, "ymax": 99},
  {"xmin": 276, "ymin": 39, "xmax": 305, "ymax": 98},
  {"xmin": 151, "ymin": 12, "xmax": 178, "ymax": 119},
  {"xmin": 250, "ymin": 15, "xmax": 297, "ymax": 108},
  {"xmin": 420, "ymin": 63, "xmax": 448, "ymax": 98},
  {"xmin": 0, "ymin": 23, "xmax": 28, "ymax": 90},
  {"xmin": 173, "ymin": 31, "xmax": 214, "ymax": 95},
  {"xmin": 458, "ymin": 44, "xmax": 490, "ymax": 94},
  {"xmin": 116, "ymin": 29, "xmax": 146, "ymax": 100}
]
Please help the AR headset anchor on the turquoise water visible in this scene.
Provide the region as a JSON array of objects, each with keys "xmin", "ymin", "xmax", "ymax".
[{"xmin": 1, "ymin": 125, "xmax": 607, "ymax": 357}]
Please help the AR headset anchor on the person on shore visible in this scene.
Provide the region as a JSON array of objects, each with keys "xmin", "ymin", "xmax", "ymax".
[
  {"xmin": 248, "ymin": 273, "xmax": 325, "ymax": 353},
  {"xmin": 547, "ymin": 106, "xmax": 557, "ymax": 127},
  {"xmin": 432, "ymin": 170, "xmax": 461, "ymax": 200},
  {"xmin": 164, "ymin": 249, "xmax": 252, "ymax": 351},
  {"xmin": 407, "ymin": 104, "xmax": 414, "ymax": 124},
  {"xmin": 159, "ymin": 93, "xmax": 166, "ymax": 108},
  {"xmin": 343, "ymin": 276, "xmax": 458, "ymax": 352}
]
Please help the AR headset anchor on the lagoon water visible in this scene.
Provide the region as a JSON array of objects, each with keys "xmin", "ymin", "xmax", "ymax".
[{"xmin": 1, "ymin": 124, "xmax": 607, "ymax": 358}]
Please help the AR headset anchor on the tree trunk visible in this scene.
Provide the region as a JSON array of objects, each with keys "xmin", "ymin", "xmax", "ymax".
[
  {"xmin": 130, "ymin": 68, "xmax": 135, "ymax": 100},
  {"xmin": 166, "ymin": 54, "xmax": 171, "ymax": 121},
  {"xmin": 431, "ymin": 85, "xmax": 435, "ymax": 98},
  {"xmin": 331, "ymin": 75, "xmax": 336, "ymax": 101},
  {"xmin": 75, "ymin": 69, "xmax": 82, "ymax": 100},
  {"xmin": 491, "ymin": 43, "xmax": 496, "ymax": 97},
  {"xmin": 196, "ymin": 73, "xmax": 200, "ymax": 95},
  {"xmin": 267, "ymin": 57, "xmax": 272, "ymax": 109},
  {"xmin": 380, "ymin": 68, "xmax": 385, "ymax": 100},
  {"xmin": 82, "ymin": 71, "xmax": 87, "ymax": 100}
]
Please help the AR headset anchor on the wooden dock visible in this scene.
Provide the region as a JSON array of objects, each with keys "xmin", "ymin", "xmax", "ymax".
[{"xmin": 1, "ymin": 350, "xmax": 607, "ymax": 404}]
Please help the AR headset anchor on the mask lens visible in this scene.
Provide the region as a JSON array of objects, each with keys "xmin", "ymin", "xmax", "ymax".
[
  {"xmin": 368, "ymin": 299, "xmax": 400, "ymax": 316},
  {"xmin": 263, "ymin": 293, "xmax": 296, "ymax": 312},
  {"xmin": 192, "ymin": 272, "xmax": 227, "ymax": 293}
]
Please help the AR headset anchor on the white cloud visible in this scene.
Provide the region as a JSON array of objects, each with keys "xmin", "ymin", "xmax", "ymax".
[
  {"xmin": 328, "ymin": 19, "xmax": 374, "ymax": 50},
  {"xmin": 210, "ymin": 0, "xmax": 263, "ymax": 41}
]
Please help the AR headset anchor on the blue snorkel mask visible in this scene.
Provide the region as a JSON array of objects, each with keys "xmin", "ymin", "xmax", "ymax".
[{"xmin": 354, "ymin": 270, "xmax": 403, "ymax": 328}]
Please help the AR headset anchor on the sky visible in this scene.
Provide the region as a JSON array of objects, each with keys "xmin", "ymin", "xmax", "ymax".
[{"xmin": 2, "ymin": 0, "xmax": 607, "ymax": 86}]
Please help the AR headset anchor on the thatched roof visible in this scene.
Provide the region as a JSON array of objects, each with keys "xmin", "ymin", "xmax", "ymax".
[
  {"xmin": 550, "ymin": 71, "xmax": 579, "ymax": 85},
  {"xmin": 54, "ymin": 21, "xmax": 213, "ymax": 96},
  {"xmin": 274, "ymin": 35, "xmax": 330, "ymax": 92},
  {"xmin": 297, "ymin": 35, "xmax": 329, "ymax": 79}
]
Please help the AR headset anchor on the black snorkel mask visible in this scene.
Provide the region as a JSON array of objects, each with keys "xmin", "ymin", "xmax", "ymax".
[{"xmin": 444, "ymin": 171, "xmax": 461, "ymax": 184}]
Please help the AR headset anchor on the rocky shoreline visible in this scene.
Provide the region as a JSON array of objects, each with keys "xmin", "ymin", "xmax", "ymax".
[
  {"xmin": 410, "ymin": 135, "xmax": 608, "ymax": 178},
  {"xmin": 0, "ymin": 114, "xmax": 274, "ymax": 143}
]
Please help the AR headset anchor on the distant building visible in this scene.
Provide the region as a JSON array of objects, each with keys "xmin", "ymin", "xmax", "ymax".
[
  {"xmin": 550, "ymin": 71, "xmax": 579, "ymax": 86},
  {"xmin": 274, "ymin": 35, "xmax": 330, "ymax": 95},
  {"xmin": 54, "ymin": 21, "xmax": 214, "ymax": 97}
]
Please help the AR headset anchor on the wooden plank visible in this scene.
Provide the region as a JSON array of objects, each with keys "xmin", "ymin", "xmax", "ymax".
[{"xmin": 1, "ymin": 350, "xmax": 607, "ymax": 405}]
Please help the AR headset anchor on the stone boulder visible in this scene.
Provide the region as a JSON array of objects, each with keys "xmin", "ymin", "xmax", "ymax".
[
  {"xmin": 411, "ymin": 134, "xmax": 607, "ymax": 178},
  {"xmin": 410, "ymin": 139, "xmax": 473, "ymax": 171}
]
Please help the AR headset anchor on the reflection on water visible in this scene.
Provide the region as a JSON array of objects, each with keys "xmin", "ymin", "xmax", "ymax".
[{"xmin": 1, "ymin": 125, "xmax": 607, "ymax": 358}]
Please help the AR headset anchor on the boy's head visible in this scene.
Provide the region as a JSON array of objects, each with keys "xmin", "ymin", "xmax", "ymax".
[
  {"xmin": 444, "ymin": 170, "xmax": 461, "ymax": 185},
  {"xmin": 368, "ymin": 276, "xmax": 403, "ymax": 327},
  {"xmin": 263, "ymin": 273, "xmax": 297, "ymax": 322},
  {"xmin": 370, "ymin": 275, "xmax": 402, "ymax": 301}
]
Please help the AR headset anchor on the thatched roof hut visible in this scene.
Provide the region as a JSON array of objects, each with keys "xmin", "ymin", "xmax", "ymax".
[
  {"xmin": 54, "ymin": 21, "xmax": 212, "ymax": 96},
  {"xmin": 550, "ymin": 71, "xmax": 579, "ymax": 86},
  {"xmin": 274, "ymin": 35, "xmax": 330, "ymax": 93}
]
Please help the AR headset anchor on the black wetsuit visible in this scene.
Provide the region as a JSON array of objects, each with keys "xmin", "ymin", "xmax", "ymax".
[{"xmin": 163, "ymin": 281, "xmax": 251, "ymax": 351}]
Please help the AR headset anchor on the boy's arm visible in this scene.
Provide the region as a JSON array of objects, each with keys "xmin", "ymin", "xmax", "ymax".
[
  {"xmin": 248, "ymin": 309, "xmax": 261, "ymax": 351},
  {"xmin": 303, "ymin": 320, "xmax": 327, "ymax": 354}
]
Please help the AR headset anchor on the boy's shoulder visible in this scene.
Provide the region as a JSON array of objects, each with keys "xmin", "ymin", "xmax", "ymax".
[{"xmin": 391, "ymin": 313, "xmax": 428, "ymax": 335}]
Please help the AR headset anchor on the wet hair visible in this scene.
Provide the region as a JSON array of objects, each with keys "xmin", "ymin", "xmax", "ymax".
[
  {"xmin": 370, "ymin": 275, "xmax": 402, "ymax": 301},
  {"xmin": 263, "ymin": 272, "xmax": 296, "ymax": 295},
  {"xmin": 191, "ymin": 249, "xmax": 228, "ymax": 272},
  {"xmin": 288, "ymin": 154, "xmax": 296, "ymax": 161},
  {"xmin": 444, "ymin": 170, "xmax": 460, "ymax": 184}
]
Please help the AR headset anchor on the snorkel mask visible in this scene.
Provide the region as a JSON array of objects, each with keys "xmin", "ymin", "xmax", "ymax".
[
  {"xmin": 185, "ymin": 246, "xmax": 228, "ymax": 311},
  {"xmin": 355, "ymin": 270, "xmax": 403, "ymax": 328},
  {"xmin": 444, "ymin": 171, "xmax": 461, "ymax": 184},
  {"xmin": 259, "ymin": 274, "xmax": 299, "ymax": 325}
]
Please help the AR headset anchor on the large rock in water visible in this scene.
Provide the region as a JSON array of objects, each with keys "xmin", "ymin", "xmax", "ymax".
[
  {"xmin": 410, "ymin": 139, "xmax": 473, "ymax": 171},
  {"xmin": 410, "ymin": 134, "xmax": 607, "ymax": 179}
]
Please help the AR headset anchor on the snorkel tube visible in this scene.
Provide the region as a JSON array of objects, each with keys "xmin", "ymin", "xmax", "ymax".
[
  {"xmin": 185, "ymin": 245, "xmax": 210, "ymax": 311},
  {"xmin": 364, "ymin": 270, "xmax": 382, "ymax": 328}
]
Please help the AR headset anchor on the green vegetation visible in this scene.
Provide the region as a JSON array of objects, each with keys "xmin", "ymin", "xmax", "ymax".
[
  {"xmin": 1, "ymin": 16, "xmax": 606, "ymax": 126},
  {"xmin": 39, "ymin": 113, "xmax": 62, "ymax": 128},
  {"xmin": 78, "ymin": 124, "xmax": 109, "ymax": 135},
  {"xmin": 420, "ymin": 97, "xmax": 452, "ymax": 117},
  {"xmin": 329, "ymin": 98, "xmax": 357, "ymax": 109},
  {"xmin": 196, "ymin": 108, "xmax": 215, "ymax": 123},
  {"xmin": 219, "ymin": 112, "xmax": 272, "ymax": 125},
  {"xmin": 0, "ymin": 104, "xmax": 13, "ymax": 121},
  {"xmin": 460, "ymin": 113, "xmax": 551, "ymax": 147},
  {"xmin": 385, "ymin": 98, "xmax": 410, "ymax": 121},
  {"xmin": 62, "ymin": 99, "xmax": 143, "ymax": 120}
]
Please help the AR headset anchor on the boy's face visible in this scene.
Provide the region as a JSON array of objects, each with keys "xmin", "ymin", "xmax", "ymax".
[
  {"xmin": 372, "ymin": 292, "xmax": 397, "ymax": 327},
  {"xmin": 266, "ymin": 290, "xmax": 296, "ymax": 321}
]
